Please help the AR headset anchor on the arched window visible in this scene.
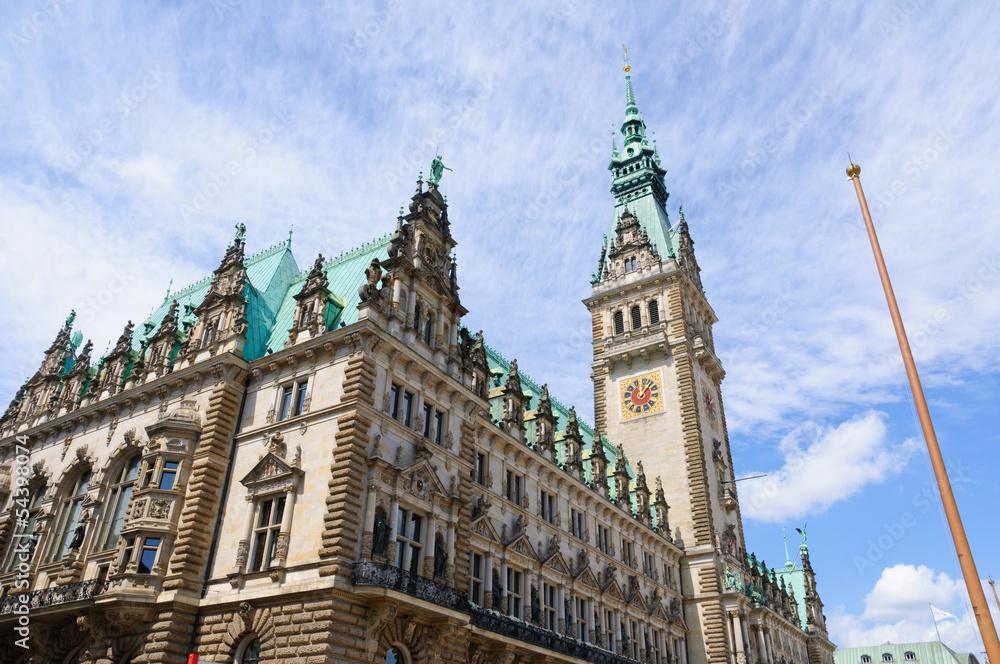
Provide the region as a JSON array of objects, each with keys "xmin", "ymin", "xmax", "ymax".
[
  {"xmin": 630, "ymin": 306, "xmax": 642, "ymax": 330},
  {"xmin": 613, "ymin": 311, "xmax": 624, "ymax": 335},
  {"xmin": 413, "ymin": 304, "xmax": 422, "ymax": 333},
  {"xmin": 648, "ymin": 300, "xmax": 660, "ymax": 325},
  {"xmin": 423, "ymin": 317, "xmax": 433, "ymax": 345},
  {"xmin": 96, "ymin": 455, "xmax": 141, "ymax": 551},
  {"xmin": 631, "ymin": 257, "xmax": 637, "ymax": 271},
  {"xmin": 386, "ymin": 645, "xmax": 409, "ymax": 664},
  {"xmin": 883, "ymin": 654, "xmax": 894, "ymax": 662},
  {"xmin": 236, "ymin": 636, "xmax": 262, "ymax": 664},
  {"xmin": 46, "ymin": 469, "xmax": 91, "ymax": 562},
  {"xmin": 905, "ymin": 653, "xmax": 916, "ymax": 662},
  {"xmin": 2, "ymin": 482, "xmax": 46, "ymax": 571},
  {"xmin": 861, "ymin": 656, "xmax": 871, "ymax": 663}
]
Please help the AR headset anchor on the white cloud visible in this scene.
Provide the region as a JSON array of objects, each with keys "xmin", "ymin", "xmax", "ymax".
[
  {"xmin": 740, "ymin": 412, "xmax": 919, "ymax": 523},
  {"xmin": 830, "ymin": 564, "xmax": 999, "ymax": 656}
]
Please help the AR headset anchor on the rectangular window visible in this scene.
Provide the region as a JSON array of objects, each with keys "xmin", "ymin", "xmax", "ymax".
[
  {"xmin": 159, "ymin": 461, "xmax": 179, "ymax": 491},
  {"xmin": 605, "ymin": 610, "xmax": 616, "ymax": 652},
  {"xmin": 250, "ymin": 496, "xmax": 286, "ymax": 572},
  {"xmin": 279, "ymin": 385, "xmax": 293, "ymax": 420},
  {"xmin": 576, "ymin": 597, "xmax": 589, "ymax": 643},
  {"xmin": 622, "ymin": 538, "xmax": 635, "ymax": 567},
  {"xmin": 540, "ymin": 491, "xmax": 555, "ymax": 524},
  {"xmin": 570, "ymin": 509, "xmax": 585, "ymax": 539},
  {"xmin": 505, "ymin": 470, "xmax": 523, "ymax": 506},
  {"xmin": 293, "ymin": 381, "xmax": 307, "ymax": 416},
  {"xmin": 423, "ymin": 404, "xmax": 433, "ymax": 438},
  {"xmin": 475, "ymin": 452, "xmax": 488, "ymax": 486},
  {"xmin": 137, "ymin": 537, "xmax": 160, "ymax": 574},
  {"xmin": 403, "ymin": 391, "xmax": 414, "ymax": 427},
  {"xmin": 631, "ymin": 620, "xmax": 639, "ymax": 659},
  {"xmin": 434, "ymin": 411, "xmax": 444, "ymax": 446},
  {"xmin": 644, "ymin": 551, "xmax": 655, "ymax": 576},
  {"xmin": 652, "ymin": 629, "xmax": 662, "ymax": 664},
  {"xmin": 395, "ymin": 507, "xmax": 423, "ymax": 576},
  {"xmin": 598, "ymin": 524, "xmax": 611, "ymax": 554},
  {"xmin": 543, "ymin": 583, "xmax": 558, "ymax": 631},
  {"xmin": 470, "ymin": 552, "xmax": 484, "ymax": 605},
  {"xmin": 506, "ymin": 568, "xmax": 523, "ymax": 619},
  {"xmin": 390, "ymin": 384, "xmax": 401, "ymax": 419}
]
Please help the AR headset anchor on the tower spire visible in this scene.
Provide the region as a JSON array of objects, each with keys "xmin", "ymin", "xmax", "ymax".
[{"xmin": 623, "ymin": 44, "xmax": 638, "ymax": 115}]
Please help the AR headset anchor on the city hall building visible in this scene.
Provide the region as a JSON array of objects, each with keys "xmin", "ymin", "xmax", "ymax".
[{"xmin": 0, "ymin": 65, "xmax": 835, "ymax": 664}]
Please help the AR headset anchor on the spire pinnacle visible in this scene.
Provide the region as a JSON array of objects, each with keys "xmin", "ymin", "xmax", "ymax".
[
  {"xmin": 623, "ymin": 44, "xmax": 638, "ymax": 115},
  {"xmin": 287, "ymin": 224, "xmax": 294, "ymax": 246}
]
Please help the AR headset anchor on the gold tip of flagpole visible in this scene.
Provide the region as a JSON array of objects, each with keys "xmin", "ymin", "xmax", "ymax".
[{"xmin": 847, "ymin": 163, "xmax": 861, "ymax": 178}]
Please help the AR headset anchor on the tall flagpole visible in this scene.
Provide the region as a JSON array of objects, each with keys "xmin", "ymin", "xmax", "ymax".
[
  {"xmin": 847, "ymin": 163, "xmax": 1000, "ymax": 664},
  {"xmin": 931, "ymin": 605, "xmax": 943, "ymax": 643}
]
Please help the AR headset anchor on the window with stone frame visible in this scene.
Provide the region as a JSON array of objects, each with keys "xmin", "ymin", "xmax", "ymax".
[
  {"xmin": 506, "ymin": 567, "xmax": 524, "ymax": 619},
  {"xmin": 597, "ymin": 523, "xmax": 611, "ymax": 555},
  {"xmin": 576, "ymin": 596, "xmax": 589, "ymax": 642},
  {"xmin": 540, "ymin": 490, "xmax": 555, "ymax": 524},
  {"xmin": 475, "ymin": 451, "xmax": 489, "ymax": 486},
  {"xmin": 648, "ymin": 300, "xmax": 660, "ymax": 325},
  {"xmin": 570, "ymin": 508, "xmax": 585, "ymax": 539},
  {"xmin": 651, "ymin": 628, "xmax": 662, "ymax": 664},
  {"xmin": 631, "ymin": 305, "xmax": 642, "ymax": 330},
  {"xmin": 250, "ymin": 495, "xmax": 286, "ymax": 572},
  {"xmin": 236, "ymin": 636, "xmax": 263, "ymax": 664},
  {"xmin": 469, "ymin": 552, "xmax": 485, "ymax": 605},
  {"xmin": 622, "ymin": 537, "xmax": 636, "ymax": 568},
  {"xmin": 95, "ymin": 454, "xmax": 141, "ymax": 551},
  {"xmin": 395, "ymin": 506, "xmax": 424, "ymax": 576},
  {"xmin": 45, "ymin": 468, "xmax": 91, "ymax": 563},
  {"xmin": 504, "ymin": 469, "xmax": 523, "ymax": 506},
  {"xmin": 543, "ymin": 582, "xmax": 558, "ymax": 631},
  {"xmin": 614, "ymin": 310, "xmax": 625, "ymax": 335},
  {"xmin": 605, "ymin": 609, "xmax": 616, "ymax": 652},
  {"xmin": 278, "ymin": 379, "xmax": 309, "ymax": 421},
  {"xmin": 630, "ymin": 619, "xmax": 640, "ymax": 659},
  {"xmin": 2, "ymin": 482, "xmax": 46, "ymax": 572}
]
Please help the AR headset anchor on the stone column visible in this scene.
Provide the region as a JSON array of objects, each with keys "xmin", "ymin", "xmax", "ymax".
[
  {"xmin": 387, "ymin": 497, "xmax": 400, "ymax": 565},
  {"xmin": 390, "ymin": 275, "xmax": 404, "ymax": 334},
  {"xmin": 405, "ymin": 287, "xmax": 417, "ymax": 341},
  {"xmin": 272, "ymin": 486, "xmax": 296, "ymax": 569},
  {"xmin": 500, "ymin": 561, "xmax": 509, "ymax": 613},
  {"xmin": 234, "ymin": 494, "xmax": 257, "ymax": 574},
  {"xmin": 587, "ymin": 597, "xmax": 596, "ymax": 643},
  {"xmin": 483, "ymin": 551, "xmax": 493, "ymax": 608},
  {"xmin": 732, "ymin": 612, "xmax": 747, "ymax": 664},
  {"xmin": 361, "ymin": 482, "xmax": 377, "ymax": 561},
  {"xmin": 421, "ymin": 512, "xmax": 436, "ymax": 577},
  {"xmin": 557, "ymin": 584, "xmax": 566, "ymax": 634},
  {"xmin": 445, "ymin": 518, "xmax": 456, "ymax": 585},
  {"xmin": 639, "ymin": 622, "xmax": 647, "ymax": 662},
  {"xmin": 756, "ymin": 624, "xmax": 768, "ymax": 664}
]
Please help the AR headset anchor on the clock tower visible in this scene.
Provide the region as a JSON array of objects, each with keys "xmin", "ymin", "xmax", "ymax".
[{"xmin": 583, "ymin": 56, "xmax": 746, "ymax": 664}]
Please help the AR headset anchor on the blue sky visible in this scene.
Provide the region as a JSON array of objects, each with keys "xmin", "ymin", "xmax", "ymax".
[{"xmin": 2, "ymin": 0, "xmax": 999, "ymax": 654}]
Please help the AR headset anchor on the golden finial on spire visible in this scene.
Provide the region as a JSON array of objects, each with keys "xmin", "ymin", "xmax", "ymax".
[{"xmin": 623, "ymin": 43, "xmax": 631, "ymax": 73}]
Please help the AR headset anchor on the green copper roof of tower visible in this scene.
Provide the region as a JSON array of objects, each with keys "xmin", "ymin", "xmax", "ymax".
[{"xmin": 599, "ymin": 64, "xmax": 680, "ymax": 279}]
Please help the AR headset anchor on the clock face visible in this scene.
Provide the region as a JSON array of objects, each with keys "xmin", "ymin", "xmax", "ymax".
[
  {"xmin": 620, "ymin": 371, "xmax": 664, "ymax": 420},
  {"xmin": 701, "ymin": 379, "xmax": 718, "ymax": 429},
  {"xmin": 422, "ymin": 244, "xmax": 439, "ymax": 268}
]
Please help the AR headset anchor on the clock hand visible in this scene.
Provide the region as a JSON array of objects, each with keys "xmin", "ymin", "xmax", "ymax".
[{"xmin": 636, "ymin": 385, "xmax": 648, "ymax": 400}]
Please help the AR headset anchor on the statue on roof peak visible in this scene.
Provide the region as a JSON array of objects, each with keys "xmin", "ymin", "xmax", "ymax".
[
  {"xmin": 428, "ymin": 155, "xmax": 452, "ymax": 185},
  {"xmin": 235, "ymin": 222, "xmax": 246, "ymax": 243}
]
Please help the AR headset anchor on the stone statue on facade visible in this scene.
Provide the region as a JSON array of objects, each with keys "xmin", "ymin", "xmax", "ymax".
[
  {"xmin": 428, "ymin": 155, "xmax": 452, "ymax": 185},
  {"xmin": 358, "ymin": 258, "xmax": 383, "ymax": 302},
  {"xmin": 372, "ymin": 509, "xmax": 390, "ymax": 556}
]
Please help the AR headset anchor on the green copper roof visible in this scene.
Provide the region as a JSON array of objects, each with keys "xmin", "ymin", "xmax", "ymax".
[
  {"xmin": 483, "ymin": 346, "xmax": 635, "ymax": 495},
  {"xmin": 775, "ymin": 557, "xmax": 809, "ymax": 631},
  {"xmin": 835, "ymin": 642, "xmax": 980, "ymax": 664},
  {"xmin": 245, "ymin": 242, "xmax": 300, "ymax": 360}
]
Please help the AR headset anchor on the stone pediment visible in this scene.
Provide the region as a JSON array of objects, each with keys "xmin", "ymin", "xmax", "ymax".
[
  {"xmin": 627, "ymin": 592, "xmax": 648, "ymax": 613},
  {"xmin": 241, "ymin": 453, "xmax": 302, "ymax": 497},
  {"xmin": 651, "ymin": 601, "xmax": 668, "ymax": 621},
  {"xmin": 543, "ymin": 551, "xmax": 571, "ymax": 575},
  {"xmin": 399, "ymin": 459, "xmax": 447, "ymax": 504},
  {"xmin": 604, "ymin": 581, "xmax": 625, "ymax": 602},
  {"xmin": 470, "ymin": 515, "xmax": 500, "ymax": 542},
  {"xmin": 575, "ymin": 566, "xmax": 600, "ymax": 590},
  {"xmin": 504, "ymin": 534, "xmax": 539, "ymax": 562}
]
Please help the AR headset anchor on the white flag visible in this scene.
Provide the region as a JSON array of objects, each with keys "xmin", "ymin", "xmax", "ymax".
[{"xmin": 931, "ymin": 605, "xmax": 957, "ymax": 622}]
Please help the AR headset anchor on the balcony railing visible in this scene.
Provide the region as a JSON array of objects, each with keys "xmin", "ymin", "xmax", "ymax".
[
  {"xmin": 0, "ymin": 578, "xmax": 106, "ymax": 615},
  {"xmin": 470, "ymin": 607, "xmax": 642, "ymax": 664},
  {"xmin": 352, "ymin": 562, "xmax": 469, "ymax": 612}
]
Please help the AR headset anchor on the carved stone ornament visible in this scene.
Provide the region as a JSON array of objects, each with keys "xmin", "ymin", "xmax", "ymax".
[{"xmin": 364, "ymin": 604, "xmax": 397, "ymax": 661}]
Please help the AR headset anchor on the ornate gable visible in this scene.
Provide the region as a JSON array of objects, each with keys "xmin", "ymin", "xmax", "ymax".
[
  {"xmin": 543, "ymin": 551, "xmax": 571, "ymax": 576},
  {"xmin": 576, "ymin": 566, "xmax": 600, "ymax": 590},
  {"xmin": 470, "ymin": 515, "xmax": 500, "ymax": 542},
  {"xmin": 241, "ymin": 453, "xmax": 303, "ymax": 497},
  {"xmin": 399, "ymin": 458, "xmax": 447, "ymax": 505},
  {"xmin": 504, "ymin": 534, "xmax": 538, "ymax": 562}
]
